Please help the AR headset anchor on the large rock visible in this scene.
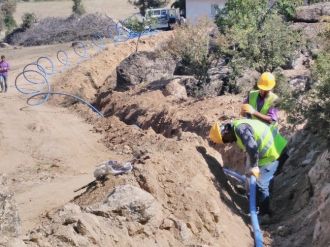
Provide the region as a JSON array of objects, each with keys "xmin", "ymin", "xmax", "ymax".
[
  {"xmin": 90, "ymin": 185, "xmax": 162, "ymax": 227},
  {"xmin": 235, "ymin": 69, "xmax": 260, "ymax": 94},
  {"xmin": 294, "ymin": 2, "xmax": 330, "ymax": 23},
  {"xmin": 116, "ymin": 51, "xmax": 176, "ymax": 90},
  {"xmin": 163, "ymin": 78, "xmax": 188, "ymax": 100},
  {"xmin": 182, "ymin": 75, "xmax": 224, "ymax": 98}
]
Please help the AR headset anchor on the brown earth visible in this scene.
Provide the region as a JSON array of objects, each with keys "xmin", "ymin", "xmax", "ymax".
[
  {"xmin": 1, "ymin": 8, "xmax": 329, "ymax": 245},
  {"xmin": 0, "ymin": 32, "xmax": 260, "ymax": 246},
  {"xmin": 14, "ymin": 0, "xmax": 138, "ymax": 24}
]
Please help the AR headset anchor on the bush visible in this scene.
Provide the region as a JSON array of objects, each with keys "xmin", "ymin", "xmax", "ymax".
[
  {"xmin": 5, "ymin": 13, "xmax": 116, "ymax": 46},
  {"xmin": 276, "ymin": 0, "xmax": 303, "ymax": 20},
  {"xmin": 72, "ymin": 0, "xmax": 85, "ymax": 16},
  {"xmin": 282, "ymin": 27, "xmax": 330, "ymax": 140},
  {"xmin": 215, "ymin": 0, "xmax": 302, "ymax": 91},
  {"xmin": 0, "ymin": 0, "xmax": 17, "ymax": 32},
  {"xmin": 21, "ymin": 12, "xmax": 37, "ymax": 30},
  {"xmin": 166, "ymin": 19, "xmax": 216, "ymax": 83},
  {"xmin": 123, "ymin": 16, "xmax": 155, "ymax": 52}
]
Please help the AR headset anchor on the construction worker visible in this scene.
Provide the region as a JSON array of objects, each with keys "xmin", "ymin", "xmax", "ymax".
[
  {"xmin": 209, "ymin": 119, "xmax": 287, "ymax": 217},
  {"xmin": 241, "ymin": 72, "xmax": 278, "ymax": 125}
]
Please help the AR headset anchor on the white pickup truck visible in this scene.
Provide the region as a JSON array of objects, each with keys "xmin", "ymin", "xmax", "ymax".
[{"xmin": 145, "ymin": 8, "xmax": 180, "ymax": 30}]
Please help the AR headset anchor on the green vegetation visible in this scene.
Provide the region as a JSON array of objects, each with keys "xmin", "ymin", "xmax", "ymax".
[
  {"xmin": 124, "ymin": 16, "xmax": 155, "ymax": 52},
  {"xmin": 72, "ymin": 0, "xmax": 85, "ymax": 16},
  {"xmin": 166, "ymin": 18, "xmax": 215, "ymax": 86},
  {"xmin": 21, "ymin": 12, "xmax": 37, "ymax": 29},
  {"xmin": 0, "ymin": 0, "xmax": 17, "ymax": 33},
  {"xmin": 216, "ymin": 0, "xmax": 302, "ymax": 73},
  {"xmin": 279, "ymin": 28, "xmax": 330, "ymax": 140}
]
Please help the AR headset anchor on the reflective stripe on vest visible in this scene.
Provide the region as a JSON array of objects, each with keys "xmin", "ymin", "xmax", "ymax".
[
  {"xmin": 233, "ymin": 119, "xmax": 287, "ymax": 166},
  {"xmin": 249, "ymin": 90, "xmax": 278, "ymax": 116}
]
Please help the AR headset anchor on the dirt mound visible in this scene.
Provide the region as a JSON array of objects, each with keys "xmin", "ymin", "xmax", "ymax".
[
  {"xmin": 5, "ymin": 13, "xmax": 116, "ymax": 46},
  {"xmin": 266, "ymin": 131, "xmax": 329, "ymax": 247},
  {"xmin": 50, "ymin": 32, "xmax": 173, "ymax": 102},
  {"xmin": 23, "ymin": 115, "xmax": 254, "ymax": 247}
]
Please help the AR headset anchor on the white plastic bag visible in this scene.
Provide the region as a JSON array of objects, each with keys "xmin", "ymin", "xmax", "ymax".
[{"xmin": 94, "ymin": 160, "xmax": 133, "ymax": 179}]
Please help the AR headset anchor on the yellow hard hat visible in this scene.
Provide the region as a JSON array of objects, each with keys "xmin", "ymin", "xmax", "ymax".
[
  {"xmin": 257, "ymin": 72, "xmax": 276, "ymax": 91},
  {"xmin": 209, "ymin": 122, "xmax": 223, "ymax": 144}
]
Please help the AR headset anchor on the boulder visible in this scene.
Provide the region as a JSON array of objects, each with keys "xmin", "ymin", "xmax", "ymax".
[
  {"xmin": 116, "ymin": 51, "xmax": 176, "ymax": 90},
  {"xmin": 163, "ymin": 78, "xmax": 188, "ymax": 100},
  {"xmin": 235, "ymin": 69, "xmax": 260, "ymax": 94},
  {"xmin": 182, "ymin": 75, "xmax": 223, "ymax": 98},
  {"xmin": 90, "ymin": 185, "xmax": 162, "ymax": 227},
  {"xmin": 294, "ymin": 2, "xmax": 330, "ymax": 23}
]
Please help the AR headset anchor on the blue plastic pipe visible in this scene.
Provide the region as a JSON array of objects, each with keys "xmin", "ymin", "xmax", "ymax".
[
  {"xmin": 223, "ymin": 168, "xmax": 263, "ymax": 247},
  {"xmin": 249, "ymin": 175, "xmax": 263, "ymax": 247},
  {"xmin": 223, "ymin": 168, "xmax": 246, "ymax": 184}
]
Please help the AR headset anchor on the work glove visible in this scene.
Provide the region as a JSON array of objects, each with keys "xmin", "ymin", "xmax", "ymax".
[
  {"xmin": 241, "ymin": 104, "xmax": 256, "ymax": 116},
  {"xmin": 246, "ymin": 166, "xmax": 260, "ymax": 179}
]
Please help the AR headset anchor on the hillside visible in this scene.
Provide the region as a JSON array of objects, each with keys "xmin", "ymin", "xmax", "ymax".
[{"xmin": 0, "ymin": 1, "xmax": 329, "ymax": 247}]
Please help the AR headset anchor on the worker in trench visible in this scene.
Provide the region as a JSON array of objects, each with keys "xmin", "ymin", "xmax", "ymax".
[
  {"xmin": 241, "ymin": 72, "xmax": 279, "ymax": 126},
  {"xmin": 241, "ymin": 71, "xmax": 289, "ymax": 176},
  {"xmin": 209, "ymin": 118, "xmax": 288, "ymax": 221}
]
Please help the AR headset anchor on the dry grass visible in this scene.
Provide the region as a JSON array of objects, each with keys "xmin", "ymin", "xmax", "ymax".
[{"xmin": 14, "ymin": 0, "xmax": 139, "ymax": 24}]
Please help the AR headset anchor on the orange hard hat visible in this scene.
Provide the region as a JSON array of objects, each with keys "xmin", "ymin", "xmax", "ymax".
[{"xmin": 258, "ymin": 72, "xmax": 276, "ymax": 91}]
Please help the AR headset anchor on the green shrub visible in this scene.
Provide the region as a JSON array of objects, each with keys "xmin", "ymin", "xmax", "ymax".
[
  {"xmin": 165, "ymin": 18, "xmax": 216, "ymax": 84},
  {"xmin": 281, "ymin": 49, "xmax": 330, "ymax": 140},
  {"xmin": 0, "ymin": 0, "xmax": 17, "ymax": 32},
  {"xmin": 276, "ymin": 0, "xmax": 304, "ymax": 20},
  {"xmin": 21, "ymin": 12, "xmax": 37, "ymax": 30},
  {"xmin": 215, "ymin": 0, "xmax": 302, "ymax": 92},
  {"xmin": 123, "ymin": 16, "xmax": 155, "ymax": 52},
  {"xmin": 72, "ymin": 0, "xmax": 85, "ymax": 16},
  {"xmin": 4, "ymin": 13, "xmax": 16, "ymax": 32}
]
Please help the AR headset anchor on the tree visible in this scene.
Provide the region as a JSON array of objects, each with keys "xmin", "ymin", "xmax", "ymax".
[
  {"xmin": 72, "ymin": 0, "xmax": 85, "ymax": 16},
  {"xmin": 123, "ymin": 16, "xmax": 155, "ymax": 52},
  {"xmin": 216, "ymin": 0, "xmax": 302, "ymax": 73},
  {"xmin": 166, "ymin": 18, "xmax": 218, "ymax": 96},
  {"xmin": 0, "ymin": 0, "xmax": 17, "ymax": 32},
  {"xmin": 128, "ymin": 0, "xmax": 169, "ymax": 16},
  {"xmin": 21, "ymin": 12, "xmax": 37, "ymax": 30}
]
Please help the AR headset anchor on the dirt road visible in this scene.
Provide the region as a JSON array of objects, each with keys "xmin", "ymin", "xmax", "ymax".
[
  {"xmin": 14, "ymin": 0, "xmax": 138, "ymax": 24},
  {"xmin": 0, "ymin": 45, "xmax": 117, "ymax": 233}
]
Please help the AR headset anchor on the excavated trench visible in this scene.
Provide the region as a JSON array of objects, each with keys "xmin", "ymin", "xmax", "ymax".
[{"xmin": 89, "ymin": 86, "xmax": 330, "ymax": 247}]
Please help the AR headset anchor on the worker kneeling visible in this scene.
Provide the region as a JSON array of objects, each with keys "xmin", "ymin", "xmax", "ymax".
[{"xmin": 209, "ymin": 119, "xmax": 287, "ymax": 217}]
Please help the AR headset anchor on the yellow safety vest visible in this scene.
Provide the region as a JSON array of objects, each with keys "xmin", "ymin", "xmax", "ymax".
[
  {"xmin": 249, "ymin": 90, "xmax": 278, "ymax": 117},
  {"xmin": 233, "ymin": 119, "xmax": 287, "ymax": 166}
]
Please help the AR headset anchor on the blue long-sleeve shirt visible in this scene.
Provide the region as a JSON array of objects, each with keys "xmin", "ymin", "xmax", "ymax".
[{"xmin": 235, "ymin": 123, "xmax": 259, "ymax": 167}]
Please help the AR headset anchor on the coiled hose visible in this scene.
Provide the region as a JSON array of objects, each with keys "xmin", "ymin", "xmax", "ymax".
[
  {"xmin": 223, "ymin": 168, "xmax": 263, "ymax": 247},
  {"xmin": 15, "ymin": 21, "xmax": 158, "ymax": 116}
]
